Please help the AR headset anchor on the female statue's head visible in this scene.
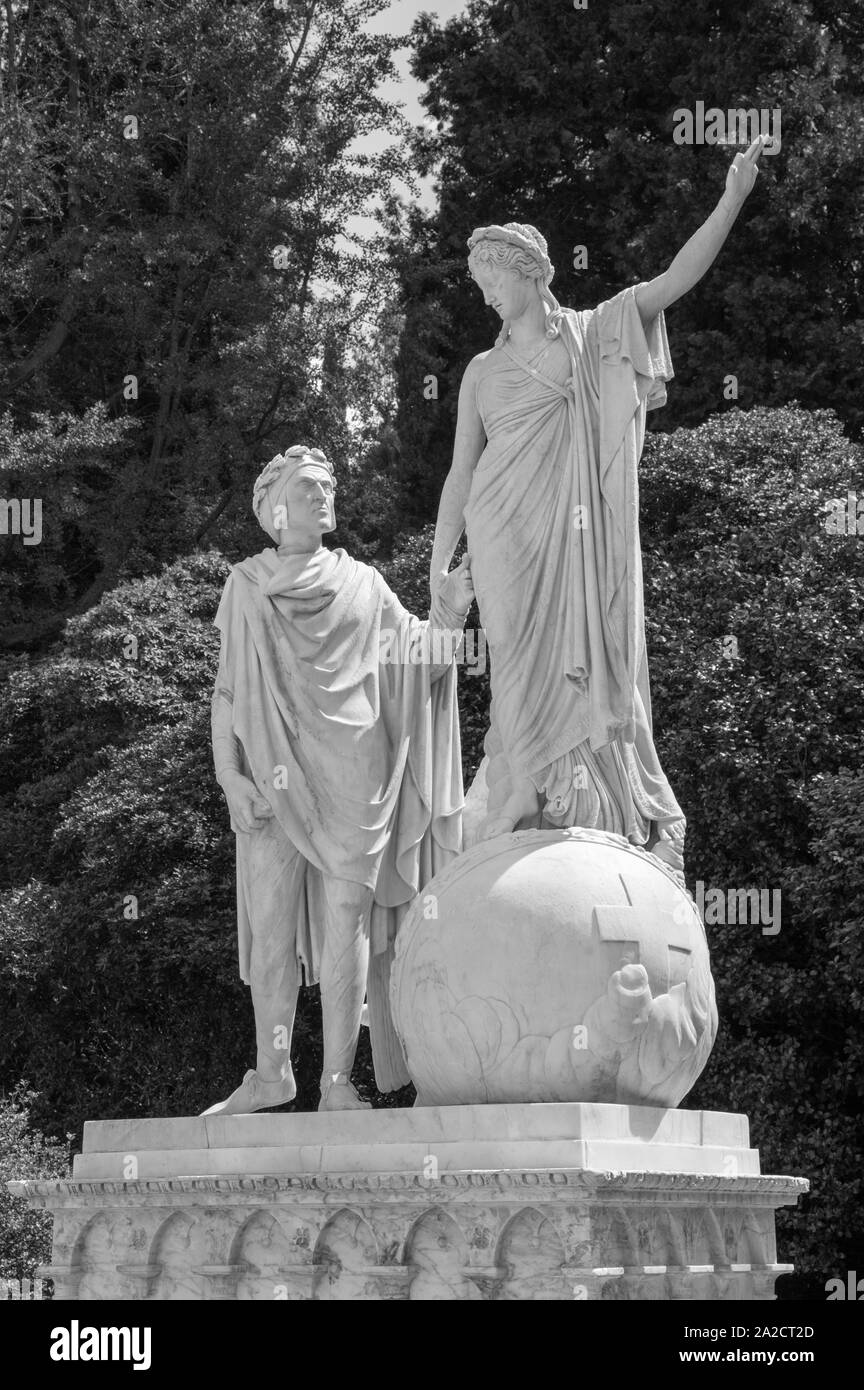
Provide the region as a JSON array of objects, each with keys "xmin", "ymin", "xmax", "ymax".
[{"xmin": 467, "ymin": 223, "xmax": 561, "ymax": 345}]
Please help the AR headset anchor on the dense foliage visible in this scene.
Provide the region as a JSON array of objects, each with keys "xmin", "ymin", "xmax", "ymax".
[
  {"xmin": 389, "ymin": 0, "xmax": 864, "ymax": 521},
  {"xmin": 0, "ymin": 1087, "xmax": 70, "ymax": 1280},
  {"xmin": 0, "ymin": 0, "xmax": 406, "ymax": 646},
  {"xmin": 636, "ymin": 404, "xmax": 864, "ymax": 1297}
]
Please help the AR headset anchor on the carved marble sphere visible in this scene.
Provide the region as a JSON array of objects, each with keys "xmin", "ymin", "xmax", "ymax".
[{"xmin": 391, "ymin": 828, "xmax": 718, "ymax": 1109}]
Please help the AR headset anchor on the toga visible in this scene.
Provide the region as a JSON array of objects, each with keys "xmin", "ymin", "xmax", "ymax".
[
  {"xmin": 213, "ymin": 545, "xmax": 464, "ymax": 1089},
  {"xmin": 465, "ymin": 284, "xmax": 684, "ymax": 844}
]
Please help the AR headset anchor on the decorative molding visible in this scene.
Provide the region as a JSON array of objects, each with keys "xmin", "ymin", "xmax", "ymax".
[
  {"xmin": 17, "ymin": 1161, "xmax": 806, "ymax": 1301},
  {"xmin": 9, "ymin": 1169, "xmax": 809, "ymax": 1208}
]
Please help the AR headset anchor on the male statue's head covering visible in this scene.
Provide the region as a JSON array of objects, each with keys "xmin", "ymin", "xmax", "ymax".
[
  {"xmin": 252, "ymin": 445, "xmax": 336, "ymax": 540},
  {"xmin": 467, "ymin": 222, "xmax": 564, "ymax": 347}
]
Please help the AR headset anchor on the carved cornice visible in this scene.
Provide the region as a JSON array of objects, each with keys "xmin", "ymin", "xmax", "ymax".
[{"xmin": 8, "ymin": 1169, "xmax": 809, "ymax": 1210}]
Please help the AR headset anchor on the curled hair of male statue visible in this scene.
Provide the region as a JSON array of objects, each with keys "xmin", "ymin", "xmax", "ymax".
[
  {"xmin": 467, "ymin": 222, "xmax": 564, "ymax": 347},
  {"xmin": 253, "ymin": 444, "xmax": 335, "ymax": 540}
]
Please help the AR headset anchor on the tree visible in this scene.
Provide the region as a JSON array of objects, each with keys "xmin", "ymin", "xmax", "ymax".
[
  {"xmin": 0, "ymin": 0, "xmax": 407, "ymax": 648},
  {"xmin": 637, "ymin": 402, "xmax": 864, "ymax": 1297},
  {"xmin": 0, "ymin": 1087, "xmax": 70, "ymax": 1281},
  {"xmin": 388, "ymin": 0, "xmax": 864, "ymax": 523}
]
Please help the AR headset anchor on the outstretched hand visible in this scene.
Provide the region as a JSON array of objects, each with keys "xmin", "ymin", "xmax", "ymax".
[
  {"xmin": 723, "ymin": 133, "xmax": 767, "ymax": 209},
  {"xmin": 635, "ymin": 131, "xmax": 768, "ymax": 326}
]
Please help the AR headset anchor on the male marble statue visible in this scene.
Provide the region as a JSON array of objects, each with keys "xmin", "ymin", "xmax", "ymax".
[
  {"xmin": 430, "ymin": 136, "xmax": 767, "ymax": 870},
  {"xmin": 204, "ymin": 445, "xmax": 473, "ymax": 1114}
]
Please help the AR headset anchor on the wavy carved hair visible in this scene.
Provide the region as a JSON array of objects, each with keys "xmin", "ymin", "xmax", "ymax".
[
  {"xmin": 467, "ymin": 237, "xmax": 546, "ymax": 282},
  {"xmin": 467, "ymin": 226, "xmax": 562, "ymax": 346}
]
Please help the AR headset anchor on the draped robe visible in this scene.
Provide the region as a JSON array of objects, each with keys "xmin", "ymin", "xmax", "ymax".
[
  {"xmin": 464, "ymin": 284, "xmax": 684, "ymax": 845},
  {"xmin": 213, "ymin": 545, "xmax": 463, "ymax": 1090}
]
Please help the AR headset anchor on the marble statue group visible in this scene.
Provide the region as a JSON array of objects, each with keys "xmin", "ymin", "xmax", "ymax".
[{"xmin": 203, "ymin": 135, "xmax": 766, "ymax": 1116}]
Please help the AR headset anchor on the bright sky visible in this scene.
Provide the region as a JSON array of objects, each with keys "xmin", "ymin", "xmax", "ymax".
[
  {"xmin": 363, "ymin": 0, "xmax": 472, "ymax": 125},
  {"xmin": 351, "ymin": 0, "xmax": 472, "ymax": 224}
]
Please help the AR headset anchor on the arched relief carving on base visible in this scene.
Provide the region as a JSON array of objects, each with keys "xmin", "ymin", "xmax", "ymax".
[
  {"xmin": 496, "ymin": 1206, "xmax": 568, "ymax": 1301},
  {"xmin": 72, "ymin": 1213, "xmax": 122, "ymax": 1302},
  {"xmin": 313, "ymin": 1209, "xmax": 379, "ymax": 1301},
  {"xmin": 405, "ymin": 1210, "xmax": 480, "ymax": 1300},
  {"xmin": 13, "ymin": 1164, "xmax": 806, "ymax": 1301},
  {"xmin": 231, "ymin": 1210, "xmax": 317, "ymax": 1302},
  {"xmin": 148, "ymin": 1211, "xmax": 207, "ymax": 1301}
]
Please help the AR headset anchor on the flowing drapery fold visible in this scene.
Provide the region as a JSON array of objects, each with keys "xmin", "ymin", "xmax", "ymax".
[
  {"xmin": 214, "ymin": 546, "xmax": 463, "ymax": 1090},
  {"xmin": 464, "ymin": 284, "xmax": 682, "ymax": 843}
]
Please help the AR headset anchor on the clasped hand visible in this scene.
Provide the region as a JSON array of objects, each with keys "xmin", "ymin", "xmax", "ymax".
[{"xmin": 431, "ymin": 554, "xmax": 475, "ymax": 618}]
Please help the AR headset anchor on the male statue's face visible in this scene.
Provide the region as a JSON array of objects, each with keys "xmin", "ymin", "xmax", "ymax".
[
  {"xmin": 280, "ymin": 463, "xmax": 336, "ymax": 537},
  {"xmin": 472, "ymin": 261, "xmax": 539, "ymax": 324}
]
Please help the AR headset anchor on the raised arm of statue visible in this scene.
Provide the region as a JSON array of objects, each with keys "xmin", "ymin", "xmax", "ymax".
[
  {"xmin": 429, "ymin": 356, "xmax": 487, "ymax": 592},
  {"xmin": 635, "ymin": 135, "xmax": 767, "ymax": 326}
]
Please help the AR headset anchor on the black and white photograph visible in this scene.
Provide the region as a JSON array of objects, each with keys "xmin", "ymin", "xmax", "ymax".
[{"xmin": 0, "ymin": 0, "xmax": 861, "ymax": 1350}]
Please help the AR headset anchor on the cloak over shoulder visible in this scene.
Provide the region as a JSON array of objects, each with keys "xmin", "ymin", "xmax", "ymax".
[
  {"xmin": 214, "ymin": 545, "xmax": 463, "ymax": 1090},
  {"xmin": 465, "ymin": 284, "xmax": 673, "ymax": 775}
]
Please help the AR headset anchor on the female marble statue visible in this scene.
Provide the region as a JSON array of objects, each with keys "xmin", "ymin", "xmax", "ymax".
[{"xmin": 430, "ymin": 137, "xmax": 767, "ymax": 868}]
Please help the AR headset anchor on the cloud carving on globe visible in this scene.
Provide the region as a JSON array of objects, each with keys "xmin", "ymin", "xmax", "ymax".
[{"xmin": 407, "ymin": 959, "xmax": 715, "ymax": 1109}]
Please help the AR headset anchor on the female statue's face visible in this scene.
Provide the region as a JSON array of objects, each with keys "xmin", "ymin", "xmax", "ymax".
[{"xmin": 472, "ymin": 260, "xmax": 538, "ymax": 323}]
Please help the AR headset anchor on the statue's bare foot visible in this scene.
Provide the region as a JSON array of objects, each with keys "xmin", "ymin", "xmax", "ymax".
[
  {"xmin": 478, "ymin": 776, "xmax": 541, "ymax": 840},
  {"xmin": 649, "ymin": 839, "xmax": 685, "ymax": 873},
  {"xmin": 643, "ymin": 827, "xmax": 685, "ymax": 874},
  {"xmin": 318, "ymin": 1077, "xmax": 371, "ymax": 1111},
  {"xmin": 200, "ymin": 1067, "xmax": 296, "ymax": 1117},
  {"xmin": 478, "ymin": 811, "xmax": 519, "ymax": 840}
]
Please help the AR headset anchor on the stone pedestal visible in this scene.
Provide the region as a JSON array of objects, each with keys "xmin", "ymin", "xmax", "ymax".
[{"xmin": 10, "ymin": 1103, "xmax": 807, "ymax": 1301}]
